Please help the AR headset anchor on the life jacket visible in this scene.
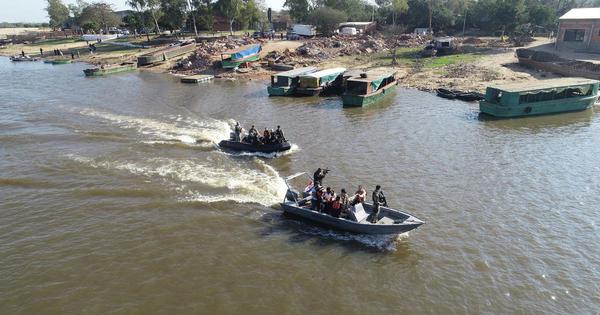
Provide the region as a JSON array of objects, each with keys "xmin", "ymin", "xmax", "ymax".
[{"xmin": 332, "ymin": 200, "xmax": 341, "ymax": 209}]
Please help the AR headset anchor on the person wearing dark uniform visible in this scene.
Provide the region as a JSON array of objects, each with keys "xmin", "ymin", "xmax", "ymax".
[
  {"xmin": 274, "ymin": 125, "xmax": 285, "ymax": 142},
  {"xmin": 369, "ymin": 185, "xmax": 387, "ymax": 223},
  {"xmin": 248, "ymin": 125, "xmax": 258, "ymax": 143},
  {"xmin": 313, "ymin": 168, "xmax": 327, "ymax": 186},
  {"xmin": 39, "ymin": 48, "xmax": 43, "ymax": 56}
]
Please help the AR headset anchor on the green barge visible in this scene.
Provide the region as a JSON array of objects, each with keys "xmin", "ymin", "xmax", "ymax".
[
  {"xmin": 267, "ymin": 67, "xmax": 318, "ymax": 96},
  {"xmin": 342, "ymin": 71, "xmax": 398, "ymax": 107},
  {"xmin": 296, "ymin": 67, "xmax": 347, "ymax": 96},
  {"xmin": 83, "ymin": 62, "xmax": 137, "ymax": 76},
  {"xmin": 479, "ymin": 78, "xmax": 599, "ymax": 118}
]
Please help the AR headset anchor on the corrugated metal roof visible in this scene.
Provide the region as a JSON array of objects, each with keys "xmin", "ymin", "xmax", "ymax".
[
  {"xmin": 301, "ymin": 67, "xmax": 347, "ymax": 78},
  {"xmin": 489, "ymin": 78, "xmax": 598, "ymax": 93},
  {"xmin": 559, "ymin": 8, "xmax": 600, "ymax": 20}
]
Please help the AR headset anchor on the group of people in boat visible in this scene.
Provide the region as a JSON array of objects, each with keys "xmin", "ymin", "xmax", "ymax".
[
  {"xmin": 309, "ymin": 168, "xmax": 387, "ymax": 223},
  {"xmin": 233, "ymin": 122, "xmax": 286, "ymax": 145}
]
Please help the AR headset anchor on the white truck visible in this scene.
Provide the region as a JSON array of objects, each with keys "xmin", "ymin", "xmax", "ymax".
[{"xmin": 291, "ymin": 24, "xmax": 317, "ymax": 37}]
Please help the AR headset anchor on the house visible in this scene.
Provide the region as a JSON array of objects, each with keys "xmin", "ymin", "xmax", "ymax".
[{"xmin": 557, "ymin": 7, "xmax": 600, "ymax": 51}]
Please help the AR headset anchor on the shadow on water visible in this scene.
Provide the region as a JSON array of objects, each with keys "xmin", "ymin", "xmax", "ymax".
[
  {"xmin": 476, "ymin": 108, "xmax": 596, "ymax": 133},
  {"xmin": 258, "ymin": 210, "xmax": 418, "ymax": 255},
  {"xmin": 341, "ymin": 91, "xmax": 397, "ymax": 122}
]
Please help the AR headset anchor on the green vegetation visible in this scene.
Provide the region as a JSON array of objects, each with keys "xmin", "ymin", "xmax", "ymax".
[
  {"xmin": 371, "ymin": 47, "xmax": 480, "ymax": 68},
  {"xmin": 308, "ymin": 7, "xmax": 347, "ymax": 36},
  {"xmin": 0, "ymin": 22, "xmax": 50, "ymax": 28}
]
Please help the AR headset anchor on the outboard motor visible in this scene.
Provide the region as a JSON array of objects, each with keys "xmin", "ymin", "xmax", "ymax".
[{"xmin": 285, "ymin": 189, "xmax": 299, "ymax": 202}]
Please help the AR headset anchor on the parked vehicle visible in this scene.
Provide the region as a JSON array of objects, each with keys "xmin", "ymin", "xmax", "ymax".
[{"xmin": 291, "ymin": 24, "xmax": 316, "ymax": 37}]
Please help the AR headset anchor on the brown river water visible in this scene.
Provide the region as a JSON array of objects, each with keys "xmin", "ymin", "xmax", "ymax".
[{"xmin": 1, "ymin": 57, "xmax": 600, "ymax": 314}]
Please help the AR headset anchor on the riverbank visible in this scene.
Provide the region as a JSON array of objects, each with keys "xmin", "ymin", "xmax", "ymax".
[{"xmin": 0, "ymin": 34, "xmax": 559, "ymax": 92}]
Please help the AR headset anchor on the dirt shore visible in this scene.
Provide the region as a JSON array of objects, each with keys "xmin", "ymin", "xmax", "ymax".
[{"xmin": 0, "ymin": 35, "xmax": 561, "ymax": 93}]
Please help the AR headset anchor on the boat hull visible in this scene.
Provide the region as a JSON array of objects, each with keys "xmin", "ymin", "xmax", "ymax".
[
  {"xmin": 267, "ymin": 86, "xmax": 294, "ymax": 96},
  {"xmin": 342, "ymin": 82, "xmax": 398, "ymax": 107},
  {"xmin": 83, "ymin": 64, "xmax": 137, "ymax": 76},
  {"xmin": 280, "ymin": 202, "xmax": 423, "ymax": 235},
  {"xmin": 295, "ymin": 87, "xmax": 322, "ymax": 96},
  {"xmin": 137, "ymin": 43, "xmax": 196, "ymax": 66},
  {"xmin": 221, "ymin": 54, "xmax": 260, "ymax": 69},
  {"xmin": 218, "ymin": 140, "xmax": 291, "ymax": 153},
  {"xmin": 46, "ymin": 59, "xmax": 72, "ymax": 64},
  {"xmin": 479, "ymin": 95, "xmax": 597, "ymax": 118}
]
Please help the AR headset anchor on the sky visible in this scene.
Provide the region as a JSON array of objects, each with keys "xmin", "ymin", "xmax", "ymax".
[{"xmin": 0, "ymin": 0, "xmax": 286, "ymax": 23}]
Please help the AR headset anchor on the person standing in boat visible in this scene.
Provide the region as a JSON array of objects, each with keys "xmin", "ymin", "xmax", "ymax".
[
  {"xmin": 275, "ymin": 126, "xmax": 285, "ymax": 142},
  {"xmin": 369, "ymin": 185, "xmax": 387, "ymax": 223},
  {"xmin": 313, "ymin": 168, "xmax": 328, "ymax": 187},
  {"xmin": 340, "ymin": 189, "xmax": 349, "ymax": 213},
  {"xmin": 233, "ymin": 122, "xmax": 243, "ymax": 141}
]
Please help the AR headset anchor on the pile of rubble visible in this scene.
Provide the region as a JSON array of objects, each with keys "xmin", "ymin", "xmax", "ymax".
[
  {"xmin": 174, "ymin": 37, "xmax": 261, "ymax": 71},
  {"xmin": 293, "ymin": 34, "xmax": 429, "ymax": 63}
]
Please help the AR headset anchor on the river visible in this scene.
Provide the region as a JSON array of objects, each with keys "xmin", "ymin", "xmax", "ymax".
[{"xmin": 1, "ymin": 57, "xmax": 599, "ymax": 314}]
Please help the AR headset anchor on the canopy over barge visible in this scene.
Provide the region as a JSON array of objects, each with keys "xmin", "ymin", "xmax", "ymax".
[
  {"xmin": 342, "ymin": 71, "xmax": 398, "ymax": 107},
  {"xmin": 296, "ymin": 67, "xmax": 347, "ymax": 96},
  {"xmin": 268, "ymin": 67, "xmax": 318, "ymax": 96}
]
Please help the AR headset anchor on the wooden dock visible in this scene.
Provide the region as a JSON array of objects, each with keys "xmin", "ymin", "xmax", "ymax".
[{"xmin": 181, "ymin": 74, "xmax": 214, "ymax": 83}]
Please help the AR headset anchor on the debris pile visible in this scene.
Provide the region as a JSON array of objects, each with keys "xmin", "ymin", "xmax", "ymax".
[
  {"xmin": 292, "ymin": 34, "xmax": 428, "ymax": 63},
  {"xmin": 173, "ymin": 37, "xmax": 261, "ymax": 72}
]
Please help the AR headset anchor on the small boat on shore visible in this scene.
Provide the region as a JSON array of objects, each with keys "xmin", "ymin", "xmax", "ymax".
[
  {"xmin": 296, "ymin": 67, "xmax": 346, "ymax": 96},
  {"xmin": 267, "ymin": 67, "xmax": 318, "ymax": 96},
  {"xmin": 83, "ymin": 62, "xmax": 137, "ymax": 76},
  {"xmin": 10, "ymin": 55, "xmax": 39, "ymax": 62},
  {"xmin": 479, "ymin": 77, "xmax": 599, "ymax": 118},
  {"xmin": 45, "ymin": 59, "xmax": 72, "ymax": 65},
  {"xmin": 137, "ymin": 41, "xmax": 196, "ymax": 66},
  {"xmin": 221, "ymin": 44, "xmax": 262, "ymax": 69},
  {"xmin": 342, "ymin": 71, "xmax": 398, "ymax": 107},
  {"xmin": 436, "ymin": 88, "xmax": 484, "ymax": 102},
  {"xmin": 281, "ymin": 173, "xmax": 425, "ymax": 235}
]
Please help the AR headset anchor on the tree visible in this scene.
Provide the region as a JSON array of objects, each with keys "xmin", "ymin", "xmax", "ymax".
[
  {"xmin": 79, "ymin": 2, "xmax": 122, "ymax": 33},
  {"xmin": 390, "ymin": 0, "xmax": 408, "ymax": 26},
  {"xmin": 283, "ymin": 0, "xmax": 312, "ymax": 22},
  {"xmin": 308, "ymin": 6, "xmax": 347, "ymax": 36},
  {"xmin": 216, "ymin": 0, "xmax": 242, "ymax": 35},
  {"xmin": 159, "ymin": 0, "xmax": 188, "ymax": 33},
  {"xmin": 195, "ymin": 0, "xmax": 215, "ymax": 31},
  {"xmin": 240, "ymin": 0, "xmax": 263, "ymax": 30},
  {"xmin": 46, "ymin": 0, "xmax": 70, "ymax": 30}
]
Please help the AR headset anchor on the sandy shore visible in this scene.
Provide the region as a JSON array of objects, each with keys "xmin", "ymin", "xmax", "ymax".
[{"xmin": 1, "ymin": 35, "xmax": 563, "ymax": 92}]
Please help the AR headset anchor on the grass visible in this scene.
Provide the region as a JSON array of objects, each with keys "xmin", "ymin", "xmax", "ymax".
[
  {"xmin": 372, "ymin": 47, "xmax": 482, "ymax": 69},
  {"xmin": 35, "ymin": 38, "xmax": 83, "ymax": 45}
]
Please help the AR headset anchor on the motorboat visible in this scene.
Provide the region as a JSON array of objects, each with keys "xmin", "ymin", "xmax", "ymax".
[{"xmin": 280, "ymin": 173, "xmax": 425, "ymax": 235}]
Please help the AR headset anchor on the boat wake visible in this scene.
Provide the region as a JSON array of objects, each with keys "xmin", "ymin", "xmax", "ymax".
[
  {"xmin": 298, "ymin": 225, "xmax": 409, "ymax": 251},
  {"xmin": 67, "ymin": 154, "xmax": 287, "ymax": 207},
  {"xmin": 78, "ymin": 108, "xmax": 232, "ymax": 147},
  {"xmin": 218, "ymin": 143, "xmax": 301, "ymax": 159}
]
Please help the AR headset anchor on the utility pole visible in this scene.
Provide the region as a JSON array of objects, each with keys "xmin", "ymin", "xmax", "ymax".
[{"xmin": 462, "ymin": 10, "xmax": 467, "ymax": 38}]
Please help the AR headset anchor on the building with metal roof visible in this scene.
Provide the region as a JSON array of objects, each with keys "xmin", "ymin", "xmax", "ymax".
[{"xmin": 557, "ymin": 7, "xmax": 600, "ymax": 51}]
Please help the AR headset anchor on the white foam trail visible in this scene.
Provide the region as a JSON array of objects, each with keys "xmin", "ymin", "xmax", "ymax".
[
  {"xmin": 67, "ymin": 154, "xmax": 287, "ymax": 206},
  {"xmin": 219, "ymin": 143, "xmax": 301, "ymax": 159},
  {"xmin": 299, "ymin": 226, "xmax": 408, "ymax": 251},
  {"xmin": 78, "ymin": 108, "xmax": 231, "ymax": 145}
]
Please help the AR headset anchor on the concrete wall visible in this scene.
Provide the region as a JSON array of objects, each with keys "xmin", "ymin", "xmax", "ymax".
[{"xmin": 557, "ymin": 19, "xmax": 600, "ymax": 51}]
